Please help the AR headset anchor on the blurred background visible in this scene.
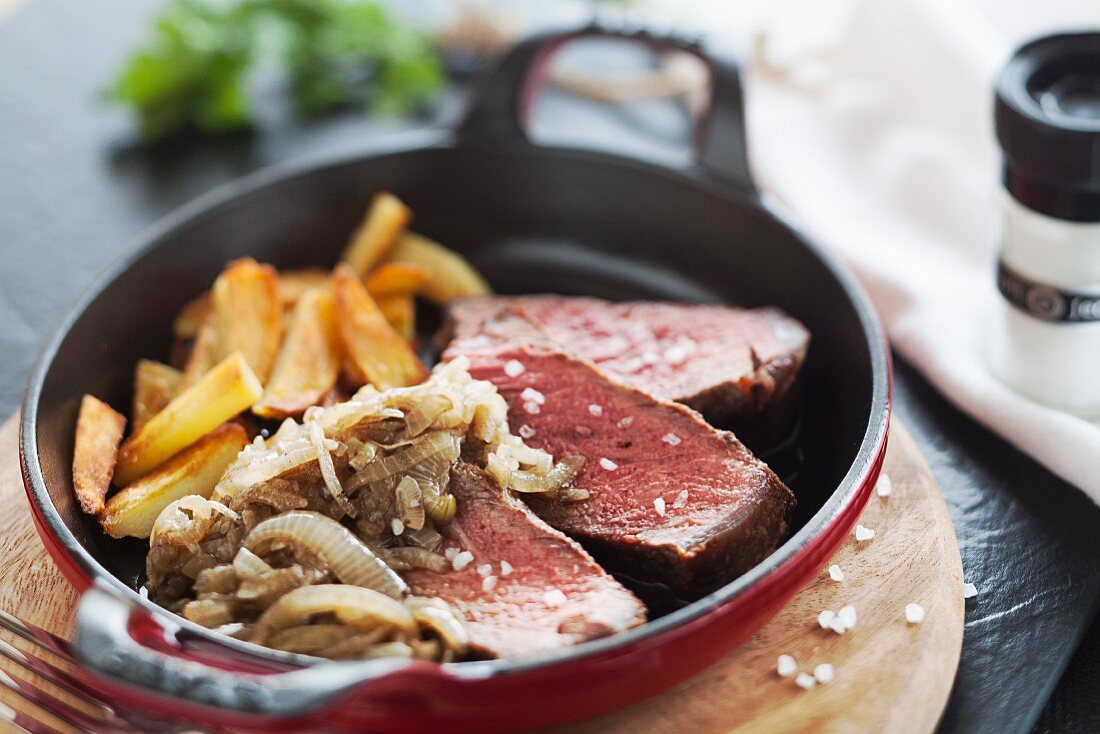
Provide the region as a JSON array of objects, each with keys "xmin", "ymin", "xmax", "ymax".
[{"xmin": 2, "ymin": 1, "xmax": 1100, "ymax": 732}]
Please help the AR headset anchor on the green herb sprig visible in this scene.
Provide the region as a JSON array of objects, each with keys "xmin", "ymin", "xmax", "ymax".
[{"xmin": 108, "ymin": 0, "xmax": 445, "ymax": 142}]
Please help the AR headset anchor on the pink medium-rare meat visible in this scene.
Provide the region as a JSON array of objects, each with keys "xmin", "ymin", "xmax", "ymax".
[
  {"xmin": 451, "ymin": 341, "xmax": 797, "ymax": 599},
  {"xmin": 443, "ymin": 296, "xmax": 810, "ymax": 445},
  {"xmin": 404, "ymin": 463, "xmax": 646, "ymax": 659}
]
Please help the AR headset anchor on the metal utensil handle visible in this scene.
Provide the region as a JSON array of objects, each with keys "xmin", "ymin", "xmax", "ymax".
[
  {"xmin": 71, "ymin": 584, "xmax": 410, "ymax": 719},
  {"xmin": 456, "ymin": 23, "xmax": 756, "ymax": 194}
]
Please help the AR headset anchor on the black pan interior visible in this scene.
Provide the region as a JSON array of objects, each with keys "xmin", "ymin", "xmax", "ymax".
[{"xmin": 29, "ymin": 138, "xmax": 876, "ymax": 610}]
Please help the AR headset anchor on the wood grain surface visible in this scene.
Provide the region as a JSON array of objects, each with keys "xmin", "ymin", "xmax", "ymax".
[{"xmin": 1, "ymin": 413, "xmax": 963, "ymax": 733}]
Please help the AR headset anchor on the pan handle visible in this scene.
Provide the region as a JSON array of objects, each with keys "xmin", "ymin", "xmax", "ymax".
[
  {"xmin": 456, "ymin": 23, "xmax": 756, "ymax": 195},
  {"xmin": 69, "ymin": 583, "xmax": 443, "ymax": 722}
]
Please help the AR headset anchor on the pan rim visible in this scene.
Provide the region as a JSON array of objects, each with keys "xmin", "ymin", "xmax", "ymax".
[{"xmin": 20, "ymin": 126, "xmax": 891, "ymax": 677}]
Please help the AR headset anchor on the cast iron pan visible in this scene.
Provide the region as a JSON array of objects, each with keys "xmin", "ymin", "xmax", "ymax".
[{"xmin": 20, "ymin": 25, "xmax": 890, "ymax": 733}]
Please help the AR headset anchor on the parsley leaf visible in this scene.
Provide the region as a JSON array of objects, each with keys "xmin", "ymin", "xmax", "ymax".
[{"xmin": 107, "ymin": 0, "xmax": 444, "ymax": 142}]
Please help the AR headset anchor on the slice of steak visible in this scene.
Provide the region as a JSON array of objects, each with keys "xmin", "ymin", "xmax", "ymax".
[
  {"xmin": 453, "ymin": 341, "xmax": 797, "ymax": 600},
  {"xmin": 443, "ymin": 296, "xmax": 810, "ymax": 448},
  {"xmin": 404, "ymin": 462, "xmax": 646, "ymax": 659}
]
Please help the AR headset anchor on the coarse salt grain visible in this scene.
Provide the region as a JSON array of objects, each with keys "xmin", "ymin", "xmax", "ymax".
[
  {"xmin": 817, "ymin": 609, "xmax": 836, "ymax": 629},
  {"xmin": 452, "ymin": 551, "xmax": 474, "ymax": 572},
  {"xmin": 500, "ymin": 560, "xmax": 513, "ymax": 577},
  {"xmin": 504, "ymin": 360, "xmax": 526, "ymax": 377},
  {"xmin": 963, "ymin": 582, "xmax": 978, "ymax": 599},
  {"xmin": 777, "ymin": 654, "xmax": 798, "ymax": 678},
  {"xmin": 905, "ymin": 603, "xmax": 925, "ymax": 624},
  {"xmin": 828, "ymin": 564, "xmax": 844, "ymax": 582},
  {"xmin": 673, "ymin": 489, "xmax": 689, "ymax": 509},
  {"xmin": 617, "ymin": 416, "xmax": 635, "ymax": 429},
  {"xmin": 543, "ymin": 590, "xmax": 567, "ymax": 607},
  {"xmin": 828, "ymin": 618, "xmax": 848, "ymax": 635},
  {"xmin": 813, "ymin": 664, "xmax": 835, "ymax": 684},
  {"xmin": 654, "ymin": 497, "xmax": 666, "ymax": 517},
  {"xmin": 588, "ymin": 404, "xmax": 603, "ymax": 417},
  {"xmin": 664, "ymin": 346, "xmax": 690, "ymax": 365},
  {"xmin": 391, "ymin": 518, "xmax": 405, "ymax": 536},
  {"xmin": 599, "ymin": 458, "xmax": 618, "ymax": 471},
  {"xmin": 854, "ymin": 524, "xmax": 875, "ymax": 542},
  {"xmin": 520, "ymin": 387, "xmax": 545, "ymax": 405},
  {"xmin": 876, "ymin": 473, "xmax": 893, "ymax": 497},
  {"xmin": 838, "ymin": 605, "xmax": 857, "ymax": 628},
  {"xmin": 661, "ymin": 432, "xmax": 681, "ymax": 446},
  {"xmin": 524, "ymin": 402, "xmax": 541, "ymax": 415},
  {"xmin": 795, "ymin": 672, "xmax": 817, "ymax": 690},
  {"xmin": 518, "ymin": 424, "xmax": 536, "ymax": 439},
  {"xmin": 482, "ymin": 576, "xmax": 498, "ymax": 592},
  {"xmin": 476, "ymin": 564, "xmax": 492, "ymax": 578},
  {"xmin": 444, "ymin": 547, "xmax": 459, "ymax": 561}
]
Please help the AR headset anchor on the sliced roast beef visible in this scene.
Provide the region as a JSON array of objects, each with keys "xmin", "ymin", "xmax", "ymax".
[
  {"xmin": 443, "ymin": 296, "xmax": 810, "ymax": 447},
  {"xmin": 450, "ymin": 340, "xmax": 796, "ymax": 599},
  {"xmin": 403, "ymin": 462, "xmax": 646, "ymax": 659}
]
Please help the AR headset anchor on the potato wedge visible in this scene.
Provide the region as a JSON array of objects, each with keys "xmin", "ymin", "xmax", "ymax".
[
  {"xmin": 72, "ymin": 395, "xmax": 127, "ymax": 516},
  {"xmin": 182, "ymin": 309, "xmax": 221, "ymax": 387},
  {"xmin": 276, "ymin": 268, "xmax": 331, "ymax": 307},
  {"xmin": 333, "ymin": 264, "xmax": 427, "ymax": 389},
  {"xmin": 101, "ymin": 423, "xmax": 248, "ymax": 539},
  {"xmin": 365, "ymin": 262, "xmax": 427, "ymax": 298},
  {"xmin": 132, "ymin": 360, "xmax": 183, "ymax": 434},
  {"xmin": 389, "ymin": 232, "xmax": 491, "ymax": 304},
  {"xmin": 115, "ymin": 352, "xmax": 263, "ymax": 486},
  {"xmin": 211, "ymin": 258, "xmax": 283, "ymax": 382},
  {"xmin": 376, "ymin": 293, "xmax": 416, "ymax": 341},
  {"xmin": 173, "ymin": 292, "xmax": 212, "ymax": 340},
  {"xmin": 341, "ymin": 192, "xmax": 412, "ymax": 277},
  {"xmin": 253, "ymin": 288, "xmax": 343, "ymax": 419}
]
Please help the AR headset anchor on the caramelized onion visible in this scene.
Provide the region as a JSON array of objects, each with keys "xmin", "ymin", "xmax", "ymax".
[
  {"xmin": 232, "ymin": 547, "xmax": 272, "ymax": 579},
  {"xmin": 244, "ymin": 511, "xmax": 407, "ymax": 598},
  {"xmin": 383, "ymin": 547, "xmax": 449, "ymax": 574},
  {"xmin": 402, "ymin": 393, "xmax": 453, "ymax": 437},
  {"xmin": 348, "ymin": 432, "xmax": 461, "ymax": 486},
  {"xmin": 505, "ymin": 456, "xmax": 586, "ymax": 493},
  {"xmin": 395, "ymin": 476, "xmax": 425, "ymax": 530},
  {"xmin": 267, "ymin": 624, "xmax": 356, "ymax": 655},
  {"xmin": 422, "ymin": 494, "xmax": 457, "ymax": 525},
  {"xmin": 407, "ymin": 597, "xmax": 469, "ymax": 653},
  {"xmin": 252, "ymin": 584, "xmax": 415, "ymax": 645}
]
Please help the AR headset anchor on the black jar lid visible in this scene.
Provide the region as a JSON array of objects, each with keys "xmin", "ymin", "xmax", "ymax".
[{"xmin": 995, "ymin": 32, "xmax": 1100, "ymax": 222}]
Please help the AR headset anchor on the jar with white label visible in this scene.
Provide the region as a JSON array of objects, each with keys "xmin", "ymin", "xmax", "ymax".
[{"xmin": 989, "ymin": 32, "xmax": 1100, "ymax": 415}]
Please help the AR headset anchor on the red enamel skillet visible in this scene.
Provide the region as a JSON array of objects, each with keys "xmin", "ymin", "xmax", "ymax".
[{"xmin": 20, "ymin": 24, "xmax": 890, "ymax": 733}]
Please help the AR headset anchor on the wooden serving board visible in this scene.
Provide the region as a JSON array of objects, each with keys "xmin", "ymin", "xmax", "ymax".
[{"xmin": 0, "ymin": 414, "xmax": 964, "ymax": 733}]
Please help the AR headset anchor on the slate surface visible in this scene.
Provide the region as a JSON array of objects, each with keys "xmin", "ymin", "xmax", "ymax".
[{"xmin": 1, "ymin": 2, "xmax": 1098, "ymax": 732}]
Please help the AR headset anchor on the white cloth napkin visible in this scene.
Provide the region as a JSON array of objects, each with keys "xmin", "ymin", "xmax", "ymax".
[{"xmin": 740, "ymin": 0, "xmax": 1100, "ymax": 502}]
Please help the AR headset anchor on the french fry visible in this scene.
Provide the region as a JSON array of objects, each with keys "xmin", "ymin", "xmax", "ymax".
[
  {"xmin": 333, "ymin": 264, "xmax": 427, "ymax": 389},
  {"xmin": 389, "ymin": 232, "xmax": 491, "ymax": 304},
  {"xmin": 211, "ymin": 258, "xmax": 283, "ymax": 383},
  {"xmin": 253, "ymin": 288, "xmax": 343, "ymax": 419},
  {"xmin": 376, "ymin": 293, "xmax": 416, "ymax": 340},
  {"xmin": 341, "ymin": 357, "xmax": 368, "ymax": 390},
  {"xmin": 115, "ymin": 352, "xmax": 263, "ymax": 486},
  {"xmin": 182, "ymin": 310, "xmax": 220, "ymax": 387},
  {"xmin": 365, "ymin": 262, "xmax": 427, "ymax": 298},
  {"xmin": 132, "ymin": 360, "xmax": 183, "ymax": 434},
  {"xmin": 100, "ymin": 423, "xmax": 248, "ymax": 539},
  {"xmin": 72, "ymin": 395, "xmax": 127, "ymax": 516},
  {"xmin": 173, "ymin": 293, "xmax": 212, "ymax": 340},
  {"xmin": 341, "ymin": 192, "xmax": 411, "ymax": 277},
  {"xmin": 276, "ymin": 268, "xmax": 330, "ymax": 307}
]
